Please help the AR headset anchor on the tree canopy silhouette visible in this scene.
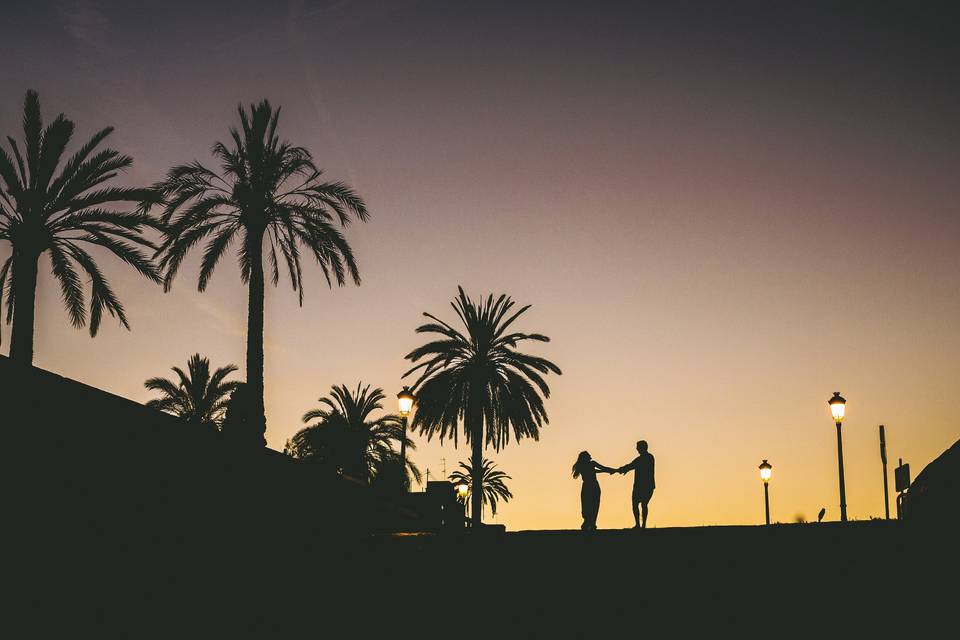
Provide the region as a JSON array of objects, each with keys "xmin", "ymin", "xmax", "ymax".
[
  {"xmin": 0, "ymin": 90, "xmax": 161, "ymax": 363},
  {"xmin": 449, "ymin": 458, "xmax": 513, "ymax": 518},
  {"xmin": 150, "ymin": 99, "xmax": 369, "ymax": 443},
  {"xmin": 144, "ymin": 353, "xmax": 240, "ymax": 431},
  {"xmin": 404, "ymin": 286, "xmax": 560, "ymax": 526},
  {"xmin": 286, "ymin": 382, "xmax": 421, "ymax": 486}
]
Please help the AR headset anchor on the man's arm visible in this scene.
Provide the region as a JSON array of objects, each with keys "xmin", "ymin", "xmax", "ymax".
[{"xmin": 618, "ymin": 457, "xmax": 640, "ymax": 474}]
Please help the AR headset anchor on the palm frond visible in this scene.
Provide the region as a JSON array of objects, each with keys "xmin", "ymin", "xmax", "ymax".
[
  {"xmin": 404, "ymin": 287, "xmax": 560, "ymax": 451},
  {"xmin": 48, "ymin": 242, "xmax": 85, "ymax": 328},
  {"xmin": 0, "ymin": 91, "xmax": 159, "ymax": 349},
  {"xmin": 449, "ymin": 458, "xmax": 514, "ymax": 517},
  {"xmin": 293, "ymin": 382, "xmax": 414, "ymax": 486},
  {"xmin": 153, "ymin": 99, "xmax": 369, "ymax": 303},
  {"xmin": 144, "ymin": 353, "xmax": 239, "ymax": 428},
  {"xmin": 63, "ymin": 242, "xmax": 129, "ymax": 335}
]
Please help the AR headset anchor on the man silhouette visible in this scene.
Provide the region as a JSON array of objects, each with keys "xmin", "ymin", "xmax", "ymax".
[{"xmin": 618, "ymin": 440, "xmax": 655, "ymax": 528}]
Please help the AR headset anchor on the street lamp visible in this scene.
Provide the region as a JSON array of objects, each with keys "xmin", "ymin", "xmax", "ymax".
[
  {"xmin": 758, "ymin": 459, "xmax": 772, "ymax": 525},
  {"xmin": 456, "ymin": 481, "xmax": 470, "ymax": 520},
  {"xmin": 397, "ymin": 387, "xmax": 415, "ymax": 417},
  {"xmin": 397, "ymin": 387, "xmax": 416, "ymax": 484},
  {"xmin": 828, "ymin": 391, "xmax": 848, "ymax": 522}
]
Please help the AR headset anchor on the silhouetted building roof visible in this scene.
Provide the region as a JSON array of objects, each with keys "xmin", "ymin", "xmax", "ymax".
[{"xmin": 905, "ymin": 437, "xmax": 960, "ymax": 528}]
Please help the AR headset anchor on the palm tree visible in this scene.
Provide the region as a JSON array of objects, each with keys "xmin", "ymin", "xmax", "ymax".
[
  {"xmin": 449, "ymin": 458, "xmax": 513, "ymax": 519},
  {"xmin": 288, "ymin": 383, "xmax": 420, "ymax": 486},
  {"xmin": 0, "ymin": 90, "xmax": 161, "ymax": 363},
  {"xmin": 150, "ymin": 100, "xmax": 369, "ymax": 443},
  {"xmin": 404, "ymin": 286, "xmax": 561, "ymax": 527},
  {"xmin": 144, "ymin": 353, "xmax": 240, "ymax": 431}
]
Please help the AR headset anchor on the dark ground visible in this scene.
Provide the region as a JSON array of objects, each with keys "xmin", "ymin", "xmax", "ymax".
[
  {"xmin": 6, "ymin": 360, "xmax": 953, "ymax": 636},
  {"xmin": 19, "ymin": 520, "xmax": 954, "ymax": 637}
]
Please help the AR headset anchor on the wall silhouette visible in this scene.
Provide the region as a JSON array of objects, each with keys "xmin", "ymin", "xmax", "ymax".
[
  {"xmin": 2, "ymin": 356, "xmax": 445, "ymax": 552},
  {"xmin": 904, "ymin": 437, "xmax": 960, "ymax": 528}
]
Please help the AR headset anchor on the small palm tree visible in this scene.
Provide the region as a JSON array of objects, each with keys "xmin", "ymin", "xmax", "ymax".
[
  {"xmin": 0, "ymin": 90, "xmax": 161, "ymax": 363},
  {"xmin": 404, "ymin": 286, "xmax": 561, "ymax": 526},
  {"xmin": 144, "ymin": 353, "xmax": 240, "ymax": 431},
  {"xmin": 449, "ymin": 458, "xmax": 513, "ymax": 518},
  {"xmin": 150, "ymin": 99, "xmax": 369, "ymax": 443},
  {"xmin": 288, "ymin": 383, "xmax": 420, "ymax": 485}
]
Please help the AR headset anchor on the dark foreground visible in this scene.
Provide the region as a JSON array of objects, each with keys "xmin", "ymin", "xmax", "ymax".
[
  {"xmin": 6, "ymin": 360, "xmax": 954, "ymax": 636},
  {"xmin": 17, "ymin": 520, "xmax": 954, "ymax": 637}
]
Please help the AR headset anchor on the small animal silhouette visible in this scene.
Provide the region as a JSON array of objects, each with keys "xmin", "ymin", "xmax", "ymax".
[{"xmin": 817, "ymin": 508, "xmax": 826, "ymax": 523}]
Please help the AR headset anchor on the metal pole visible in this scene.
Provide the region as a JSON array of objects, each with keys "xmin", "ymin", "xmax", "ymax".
[
  {"xmin": 763, "ymin": 482, "xmax": 770, "ymax": 526},
  {"xmin": 400, "ymin": 415, "xmax": 408, "ymax": 488},
  {"xmin": 879, "ymin": 425, "xmax": 890, "ymax": 520},
  {"xmin": 836, "ymin": 421, "xmax": 848, "ymax": 522}
]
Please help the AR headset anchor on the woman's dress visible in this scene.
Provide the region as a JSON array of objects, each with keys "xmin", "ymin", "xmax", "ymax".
[{"xmin": 578, "ymin": 464, "xmax": 601, "ymax": 529}]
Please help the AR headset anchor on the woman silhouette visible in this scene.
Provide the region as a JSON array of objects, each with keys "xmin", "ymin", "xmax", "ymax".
[{"xmin": 572, "ymin": 451, "xmax": 616, "ymax": 530}]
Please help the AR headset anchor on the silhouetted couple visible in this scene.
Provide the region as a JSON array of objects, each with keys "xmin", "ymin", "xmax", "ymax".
[{"xmin": 572, "ymin": 440, "xmax": 656, "ymax": 531}]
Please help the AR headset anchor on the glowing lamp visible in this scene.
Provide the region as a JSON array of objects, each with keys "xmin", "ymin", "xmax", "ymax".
[
  {"xmin": 829, "ymin": 392, "xmax": 846, "ymax": 423},
  {"xmin": 456, "ymin": 482, "xmax": 469, "ymax": 500},
  {"xmin": 759, "ymin": 459, "xmax": 772, "ymax": 483},
  {"xmin": 397, "ymin": 386, "xmax": 415, "ymax": 417}
]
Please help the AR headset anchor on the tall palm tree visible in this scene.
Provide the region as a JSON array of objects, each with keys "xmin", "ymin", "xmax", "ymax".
[
  {"xmin": 449, "ymin": 458, "xmax": 513, "ymax": 519},
  {"xmin": 289, "ymin": 383, "xmax": 420, "ymax": 485},
  {"xmin": 150, "ymin": 100, "xmax": 369, "ymax": 443},
  {"xmin": 144, "ymin": 353, "xmax": 240, "ymax": 431},
  {"xmin": 0, "ymin": 90, "xmax": 161, "ymax": 363},
  {"xmin": 404, "ymin": 286, "xmax": 561, "ymax": 527}
]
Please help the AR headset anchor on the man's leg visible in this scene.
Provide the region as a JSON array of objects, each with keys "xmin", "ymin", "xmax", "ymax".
[
  {"xmin": 640, "ymin": 500, "xmax": 649, "ymax": 528},
  {"xmin": 631, "ymin": 494, "xmax": 640, "ymax": 528}
]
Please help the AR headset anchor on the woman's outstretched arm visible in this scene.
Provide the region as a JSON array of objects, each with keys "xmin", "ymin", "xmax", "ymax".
[{"xmin": 593, "ymin": 462, "xmax": 616, "ymax": 473}]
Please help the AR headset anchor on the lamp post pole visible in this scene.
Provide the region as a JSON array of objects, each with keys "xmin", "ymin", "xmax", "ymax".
[
  {"xmin": 836, "ymin": 420, "xmax": 847, "ymax": 522},
  {"xmin": 829, "ymin": 392, "xmax": 848, "ymax": 522},
  {"xmin": 764, "ymin": 483, "xmax": 770, "ymax": 526},
  {"xmin": 397, "ymin": 387, "xmax": 415, "ymax": 490},
  {"xmin": 400, "ymin": 415, "xmax": 408, "ymax": 471}
]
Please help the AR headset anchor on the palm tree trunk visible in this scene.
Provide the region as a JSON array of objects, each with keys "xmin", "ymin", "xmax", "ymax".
[
  {"xmin": 245, "ymin": 228, "xmax": 267, "ymax": 446},
  {"xmin": 9, "ymin": 249, "xmax": 39, "ymax": 365},
  {"xmin": 469, "ymin": 412, "xmax": 483, "ymax": 528}
]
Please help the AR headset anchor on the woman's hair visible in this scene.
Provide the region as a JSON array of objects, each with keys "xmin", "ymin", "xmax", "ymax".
[{"xmin": 572, "ymin": 451, "xmax": 591, "ymax": 478}]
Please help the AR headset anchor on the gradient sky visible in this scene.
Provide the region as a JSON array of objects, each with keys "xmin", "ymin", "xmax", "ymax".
[{"xmin": 2, "ymin": 1, "xmax": 958, "ymax": 530}]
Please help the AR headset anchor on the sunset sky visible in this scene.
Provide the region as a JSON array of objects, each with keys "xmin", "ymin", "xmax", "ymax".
[{"xmin": 2, "ymin": 1, "xmax": 958, "ymax": 530}]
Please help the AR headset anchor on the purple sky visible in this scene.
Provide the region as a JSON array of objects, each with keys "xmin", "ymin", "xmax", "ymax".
[{"xmin": 2, "ymin": 1, "xmax": 959, "ymax": 529}]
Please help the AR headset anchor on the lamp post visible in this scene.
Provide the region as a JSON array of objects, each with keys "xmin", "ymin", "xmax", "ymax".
[
  {"xmin": 829, "ymin": 392, "xmax": 848, "ymax": 522},
  {"xmin": 758, "ymin": 459, "xmax": 772, "ymax": 525},
  {"xmin": 456, "ymin": 481, "xmax": 469, "ymax": 520},
  {"xmin": 397, "ymin": 387, "xmax": 415, "ymax": 486}
]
